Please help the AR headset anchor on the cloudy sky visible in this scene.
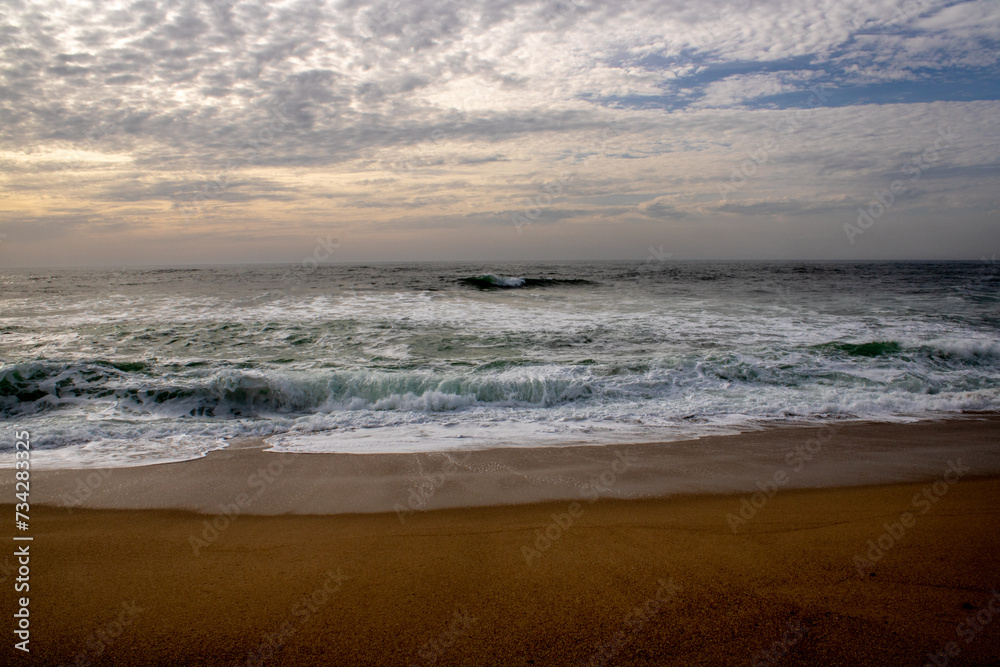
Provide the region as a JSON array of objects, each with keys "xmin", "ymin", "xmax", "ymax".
[{"xmin": 1, "ymin": 0, "xmax": 998, "ymax": 266}]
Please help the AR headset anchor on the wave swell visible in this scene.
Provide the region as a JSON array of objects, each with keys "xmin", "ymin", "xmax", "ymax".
[{"xmin": 458, "ymin": 274, "xmax": 595, "ymax": 290}]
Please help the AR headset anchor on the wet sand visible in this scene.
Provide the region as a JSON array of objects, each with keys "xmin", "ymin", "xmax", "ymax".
[{"xmin": 15, "ymin": 417, "xmax": 1000, "ymax": 515}]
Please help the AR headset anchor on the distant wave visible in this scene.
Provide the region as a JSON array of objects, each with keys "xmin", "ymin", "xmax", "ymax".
[
  {"xmin": 815, "ymin": 341, "xmax": 902, "ymax": 357},
  {"xmin": 458, "ymin": 274, "xmax": 596, "ymax": 290},
  {"xmin": 459, "ymin": 274, "xmax": 526, "ymax": 289}
]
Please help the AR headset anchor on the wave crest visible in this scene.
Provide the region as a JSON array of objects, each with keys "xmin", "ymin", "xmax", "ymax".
[{"xmin": 458, "ymin": 274, "xmax": 526, "ymax": 289}]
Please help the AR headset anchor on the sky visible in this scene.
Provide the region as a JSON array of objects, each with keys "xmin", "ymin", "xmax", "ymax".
[{"xmin": 0, "ymin": 0, "xmax": 998, "ymax": 267}]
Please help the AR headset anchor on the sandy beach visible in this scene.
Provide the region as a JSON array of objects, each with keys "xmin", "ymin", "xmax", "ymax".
[{"xmin": 2, "ymin": 418, "xmax": 999, "ymax": 665}]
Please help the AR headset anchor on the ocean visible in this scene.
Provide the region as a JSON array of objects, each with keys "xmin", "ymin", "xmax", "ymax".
[{"xmin": 1, "ymin": 261, "xmax": 998, "ymax": 468}]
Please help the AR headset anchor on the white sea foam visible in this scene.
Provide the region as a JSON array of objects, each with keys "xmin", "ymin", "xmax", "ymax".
[{"xmin": 264, "ymin": 421, "xmax": 735, "ymax": 455}]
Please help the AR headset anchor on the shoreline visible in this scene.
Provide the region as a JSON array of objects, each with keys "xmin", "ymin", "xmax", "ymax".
[{"xmin": 8, "ymin": 414, "xmax": 1000, "ymax": 515}]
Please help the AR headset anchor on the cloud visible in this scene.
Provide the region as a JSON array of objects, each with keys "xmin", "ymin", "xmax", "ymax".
[
  {"xmin": 638, "ymin": 196, "xmax": 688, "ymax": 219},
  {"xmin": 691, "ymin": 72, "xmax": 819, "ymax": 109},
  {"xmin": 2, "ymin": 0, "xmax": 993, "ymax": 161},
  {"xmin": 0, "ymin": 0, "xmax": 998, "ymax": 263}
]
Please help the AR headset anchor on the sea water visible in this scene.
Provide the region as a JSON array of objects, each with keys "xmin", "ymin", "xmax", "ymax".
[{"xmin": 0, "ymin": 261, "xmax": 997, "ymax": 467}]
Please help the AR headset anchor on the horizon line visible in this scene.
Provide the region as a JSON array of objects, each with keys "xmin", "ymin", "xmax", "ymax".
[{"xmin": 0, "ymin": 258, "xmax": 995, "ymax": 271}]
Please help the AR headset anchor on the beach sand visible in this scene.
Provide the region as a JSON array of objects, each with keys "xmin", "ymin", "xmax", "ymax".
[{"xmin": 3, "ymin": 419, "xmax": 1000, "ymax": 665}]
